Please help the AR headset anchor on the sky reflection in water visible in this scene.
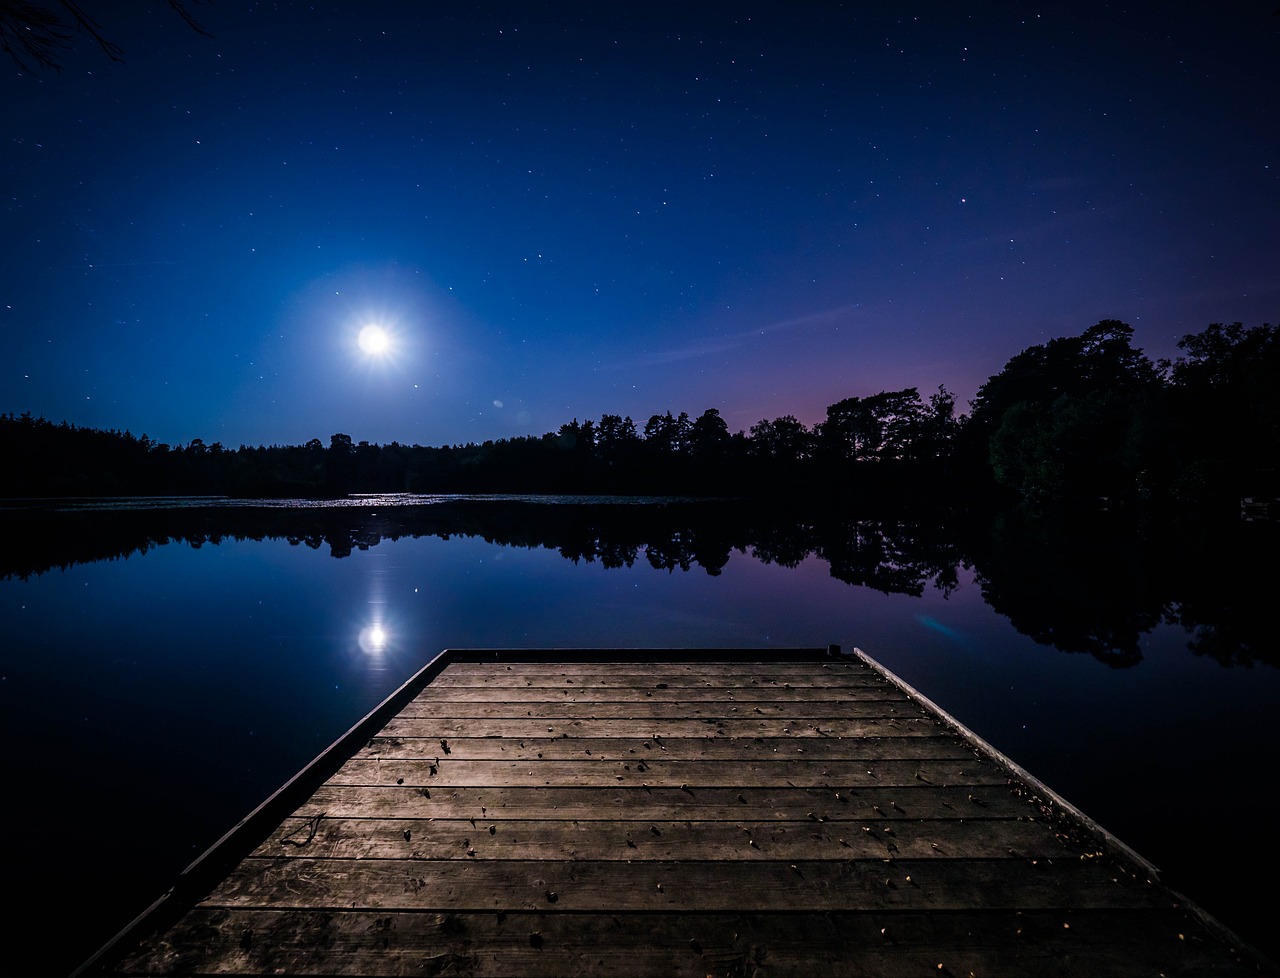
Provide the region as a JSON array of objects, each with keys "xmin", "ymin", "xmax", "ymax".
[{"xmin": 1, "ymin": 519, "xmax": 1277, "ymax": 973}]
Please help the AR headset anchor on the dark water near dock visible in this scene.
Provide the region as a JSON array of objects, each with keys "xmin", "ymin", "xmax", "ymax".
[{"xmin": 1, "ymin": 496, "xmax": 1276, "ymax": 974}]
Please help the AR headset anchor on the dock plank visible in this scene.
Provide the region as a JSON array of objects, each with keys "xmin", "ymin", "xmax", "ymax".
[
  {"xmin": 395, "ymin": 699, "xmax": 925, "ymax": 718},
  {"xmin": 377, "ymin": 715, "xmax": 948, "ymax": 739},
  {"xmin": 256, "ymin": 815, "xmax": 1073, "ymax": 861},
  {"xmin": 325, "ymin": 756, "xmax": 1003, "ymax": 788},
  {"xmin": 426, "ymin": 672, "xmax": 885, "ymax": 688},
  {"xmin": 119, "ymin": 909, "xmax": 1244, "ymax": 978},
  {"xmin": 355, "ymin": 733, "xmax": 978, "ymax": 761},
  {"xmin": 202, "ymin": 856, "xmax": 1165, "ymax": 913},
  {"xmin": 410, "ymin": 685, "xmax": 910, "ymax": 702},
  {"xmin": 293, "ymin": 783, "xmax": 1040, "ymax": 821}
]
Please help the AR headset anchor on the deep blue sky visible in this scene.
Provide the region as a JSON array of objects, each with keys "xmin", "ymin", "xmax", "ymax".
[{"xmin": 3, "ymin": 2, "xmax": 1277, "ymax": 448}]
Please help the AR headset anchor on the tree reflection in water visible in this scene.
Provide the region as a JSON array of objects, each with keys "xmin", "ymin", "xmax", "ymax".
[{"xmin": 4, "ymin": 497, "xmax": 1275, "ymax": 668}]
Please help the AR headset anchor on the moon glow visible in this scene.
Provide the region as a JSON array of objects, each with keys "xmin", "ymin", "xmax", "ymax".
[{"xmin": 358, "ymin": 324, "xmax": 391, "ymax": 355}]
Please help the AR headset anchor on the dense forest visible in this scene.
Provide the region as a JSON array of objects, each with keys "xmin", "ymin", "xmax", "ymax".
[{"xmin": 3, "ymin": 320, "xmax": 1277, "ymax": 513}]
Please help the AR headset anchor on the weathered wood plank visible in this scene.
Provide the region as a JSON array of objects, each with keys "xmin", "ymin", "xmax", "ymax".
[
  {"xmin": 426, "ymin": 672, "xmax": 885, "ymax": 689},
  {"xmin": 325, "ymin": 756, "xmax": 1002, "ymax": 788},
  {"xmin": 377, "ymin": 715, "xmax": 948, "ymax": 739},
  {"xmin": 200, "ymin": 856, "xmax": 1165, "ymax": 913},
  {"xmin": 118, "ymin": 908, "xmax": 1236, "ymax": 978},
  {"xmin": 411, "ymin": 685, "xmax": 909, "ymax": 703},
  {"xmin": 356, "ymin": 734, "xmax": 978, "ymax": 762},
  {"xmin": 295, "ymin": 783, "xmax": 1032, "ymax": 821},
  {"xmin": 396, "ymin": 700, "xmax": 927, "ymax": 720},
  {"xmin": 439, "ymin": 660, "xmax": 868, "ymax": 676},
  {"xmin": 398, "ymin": 700, "xmax": 926, "ymax": 720},
  {"xmin": 256, "ymin": 815, "xmax": 1068, "ymax": 861}
]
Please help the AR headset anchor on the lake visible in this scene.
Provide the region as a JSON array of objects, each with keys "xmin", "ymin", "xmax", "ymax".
[{"xmin": 1, "ymin": 496, "xmax": 1276, "ymax": 974}]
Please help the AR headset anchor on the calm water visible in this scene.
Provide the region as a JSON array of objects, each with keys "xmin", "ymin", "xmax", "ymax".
[{"xmin": 1, "ymin": 498, "xmax": 1276, "ymax": 974}]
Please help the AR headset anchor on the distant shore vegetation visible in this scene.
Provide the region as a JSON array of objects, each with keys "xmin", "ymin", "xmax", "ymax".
[{"xmin": 4, "ymin": 320, "xmax": 1277, "ymax": 515}]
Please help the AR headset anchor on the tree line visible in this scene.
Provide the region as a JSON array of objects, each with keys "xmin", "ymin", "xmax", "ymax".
[
  {"xmin": 0, "ymin": 388, "xmax": 963, "ymax": 502},
  {"xmin": 3, "ymin": 319, "xmax": 1277, "ymax": 513}
]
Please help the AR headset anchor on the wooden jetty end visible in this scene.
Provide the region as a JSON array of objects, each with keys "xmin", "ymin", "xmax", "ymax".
[{"xmin": 79, "ymin": 646, "xmax": 1271, "ymax": 977}]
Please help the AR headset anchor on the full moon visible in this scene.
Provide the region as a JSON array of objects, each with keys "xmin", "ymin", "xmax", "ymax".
[{"xmin": 358, "ymin": 324, "xmax": 391, "ymax": 355}]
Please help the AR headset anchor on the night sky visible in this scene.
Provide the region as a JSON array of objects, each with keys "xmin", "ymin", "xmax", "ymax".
[{"xmin": 3, "ymin": 2, "xmax": 1277, "ymax": 449}]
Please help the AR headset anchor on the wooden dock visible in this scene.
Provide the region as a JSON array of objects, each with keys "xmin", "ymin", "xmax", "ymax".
[{"xmin": 80, "ymin": 647, "xmax": 1270, "ymax": 977}]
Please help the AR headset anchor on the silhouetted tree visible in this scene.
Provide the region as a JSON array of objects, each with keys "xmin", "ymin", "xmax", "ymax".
[
  {"xmin": 1, "ymin": 0, "xmax": 210, "ymax": 73},
  {"xmin": 643, "ymin": 411, "xmax": 692, "ymax": 455},
  {"xmin": 325, "ymin": 433, "xmax": 356, "ymax": 495},
  {"xmin": 819, "ymin": 388, "xmax": 926, "ymax": 463},
  {"xmin": 596, "ymin": 414, "xmax": 639, "ymax": 453},
  {"xmin": 1165, "ymin": 322, "xmax": 1280, "ymax": 507},
  {"xmin": 917, "ymin": 385, "xmax": 959, "ymax": 462},
  {"xmin": 969, "ymin": 321, "xmax": 1163, "ymax": 506},
  {"xmin": 689, "ymin": 408, "xmax": 730, "ymax": 459},
  {"xmin": 749, "ymin": 415, "xmax": 813, "ymax": 464}
]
